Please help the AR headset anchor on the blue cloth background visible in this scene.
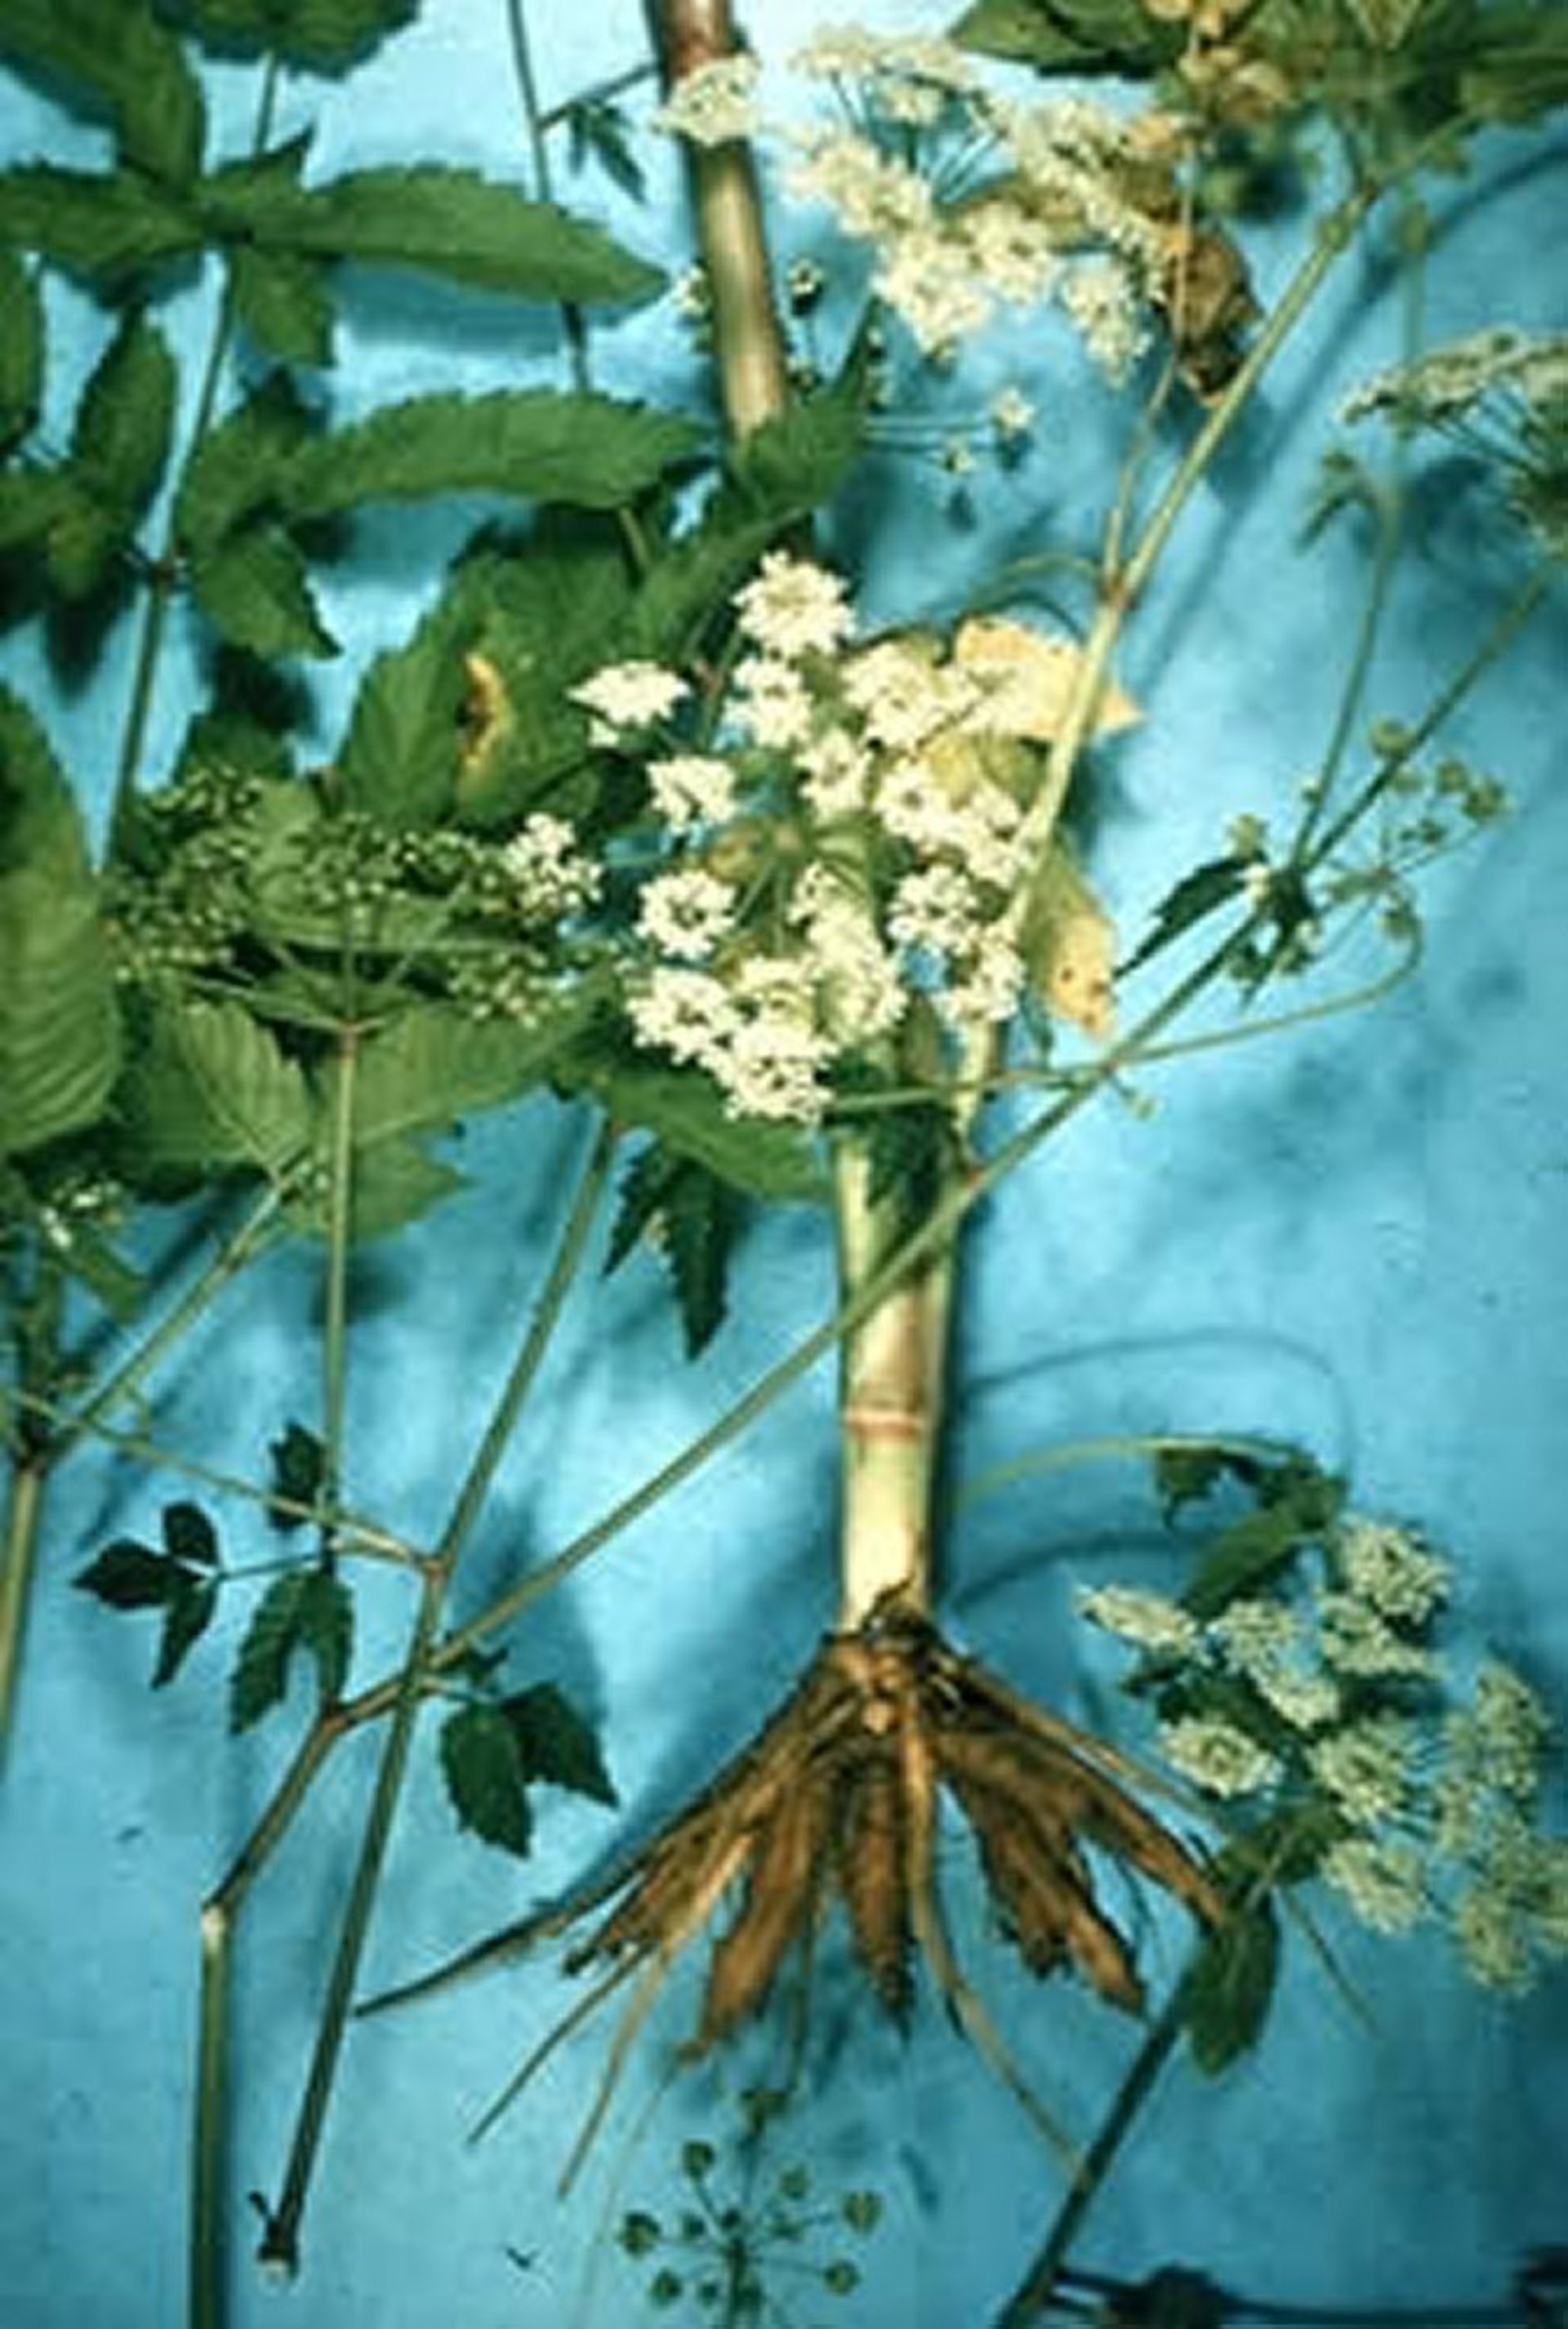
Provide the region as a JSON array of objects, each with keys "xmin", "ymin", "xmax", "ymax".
[{"xmin": 1, "ymin": 2, "xmax": 1565, "ymax": 2325}]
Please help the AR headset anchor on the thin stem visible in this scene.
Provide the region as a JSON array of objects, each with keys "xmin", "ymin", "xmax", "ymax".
[
  {"xmin": 506, "ymin": 0, "xmax": 592, "ymax": 392},
  {"xmin": 66, "ymin": 1187, "xmax": 286, "ymax": 1459},
  {"xmin": 0, "ymin": 1456, "xmax": 46, "ymax": 1766},
  {"xmin": 318, "ymin": 1030, "xmax": 359, "ymax": 1570},
  {"xmin": 255, "ymin": 1576, "xmax": 441, "ymax": 2278},
  {"xmin": 190, "ymin": 1712, "xmax": 341, "ymax": 2329},
  {"xmin": 110, "ymin": 56, "xmax": 282, "ymax": 840},
  {"xmin": 992, "ymin": 1988, "xmax": 1188, "ymax": 2327},
  {"xmin": 251, "ymin": 1120, "xmax": 616, "ymax": 2277}
]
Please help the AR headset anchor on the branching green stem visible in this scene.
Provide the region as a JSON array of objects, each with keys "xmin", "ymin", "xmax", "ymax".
[
  {"xmin": 246, "ymin": 1119, "xmax": 617, "ymax": 2282},
  {"xmin": 318, "ymin": 1030, "xmax": 359, "ymax": 1572}
]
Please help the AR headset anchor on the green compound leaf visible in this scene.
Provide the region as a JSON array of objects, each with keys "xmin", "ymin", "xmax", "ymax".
[
  {"xmin": 187, "ymin": 529, "xmax": 339, "ymax": 661},
  {"xmin": 352, "ymin": 1004, "xmax": 590, "ymax": 1147},
  {"xmin": 286, "ymin": 391, "xmax": 702, "ymax": 519},
  {"xmin": 267, "ymin": 1420, "xmax": 325, "ymax": 1530},
  {"xmin": 0, "ymin": 251, "xmax": 43, "ymax": 453},
  {"xmin": 607, "ymin": 1139, "xmax": 740, "ymax": 1359},
  {"xmin": 584, "ymin": 1065, "xmax": 826, "ymax": 1205},
  {"xmin": 214, "ymin": 165, "xmax": 662, "ymax": 305},
  {"xmin": 500, "ymin": 1681, "xmax": 617, "ymax": 1807},
  {"xmin": 301, "ymin": 1133, "xmax": 466, "ymax": 1242},
  {"xmin": 0, "ymin": 0, "xmax": 206, "ymax": 188},
  {"xmin": 1182, "ymin": 1894, "xmax": 1281, "ymax": 2074},
  {"xmin": 162, "ymin": 1501, "xmax": 220, "ymax": 1568},
  {"xmin": 336, "ymin": 595, "xmax": 469, "ymax": 827},
  {"xmin": 0, "ymin": 690, "xmax": 121, "ymax": 1157},
  {"xmin": 74, "ymin": 1539, "xmax": 181, "ymax": 1609},
  {"xmin": 118, "ymin": 995, "xmax": 314, "ymax": 1182},
  {"xmin": 153, "ymin": 1572, "xmax": 220, "ymax": 1688},
  {"xmin": 1123, "ymin": 856, "xmax": 1245, "ymax": 976},
  {"xmin": 0, "ymin": 167, "xmax": 200, "ymax": 287},
  {"xmin": 951, "ymin": 0, "xmax": 1179, "ymax": 75},
  {"xmin": 229, "ymin": 1565, "xmax": 353, "ymax": 1730},
  {"xmin": 439, "ymin": 1700, "xmax": 533, "ymax": 1859},
  {"xmin": 227, "ymin": 246, "xmax": 335, "ymax": 367},
  {"xmin": 1460, "ymin": 4, "xmax": 1568, "ymax": 124},
  {"xmin": 71, "ymin": 312, "xmax": 178, "ymax": 522},
  {"xmin": 173, "ymin": 373, "xmax": 317, "ymax": 555},
  {"xmin": 0, "ymin": 472, "xmax": 69, "ymax": 562},
  {"xmin": 163, "ymin": 0, "xmax": 421, "ymax": 76}
]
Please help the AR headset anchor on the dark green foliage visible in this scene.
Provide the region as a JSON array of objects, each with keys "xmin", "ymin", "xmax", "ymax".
[
  {"xmin": 173, "ymin": 373, "xmax": 317, "ymax": 557},
  {"xmin": 116, "ymin": 995, "xmax": 314, "ymax": 1186},
  {"xmin": 226, "ymin": 246, "xmax": 335, "ymax": 367},
  {"xmin": 335, "ymin": 597, "xmax": 471, "ymax": 828},
  {"xmin": 0, "ymin": 249, "xmax": 42, "ymax": 452},
  {"xmin": 862, "ymin": 1096, "xmax": 956, "ymax": 1245},
  {"xmin": 607, "ymin": 1140, "xmax": 741, "ymax": 1358},
  {"xmin": 0, "ymin": 688, "xmax": 121, "ymax": 1157},
  {"xmin": 229, "ymin": 1565, "xmax": 353, "ymax": 1729},
  {"xmin": 1179, "ymin": 1458, "xmax": 1343, "ymax": 1620},
  {"xmin": 1123, "ymin": 857, "xmax": 1246, "ymax": 977},
  {"xmin": 74, "ymin": 1500, "xmax": 223, "ymax": 1688},
  {"xmin": 500, "ymin": 1681, "xmax": 617, "ymax": 1807},
  {"xmin": 267, "ymin": 1421, "xmax": 325, "ymax": 1530},
  {"xmin": 0, "ymin": 0, "xmax": 207, "ymax": 189},
  {"xmin": 206, "ymin": 163, "xmax": 664, "ymax": 307},
  {"xmin": 1152, "ymin": 1441, "xmax": 1234, "ymax": 1521},
  {"xmin": 439, "ymin": 1700, "xmax": 534, "ymax": 1857},
  {"xmin": 1181, "ymin": 1892, "xmax": 1281, "ymax": 2073},
  {"xmin": 565, "ymin": 98, "xmax": 647, "ymax": 203},
  {"xmin": 630, "ymin": 358, "xmax": 871, "ymax": 663},
  {"xmin": 72, "ymin": 314, "xmax": 177, "ymax": 531},
  {"xmin": 439, "ymin": 1681, "xmax": 616, "ymax": 1857},
  {"xmin": 951, "ymin": 0, "xmax": 1178, "ymax": 77},
  {"xmin": 583, "ymin": 1065, "xmax": 826, "ymax": 1205},
  {"xmin": 162, "ymin": 0, "xmax": 421, "ymax": 75},
  {"xmin": 286, "ymin": 390, "xmax": 701, "ymax": 519},
  {"xmin": 0, "ymin": 166, "xmax": 201, "ymax": 288}
]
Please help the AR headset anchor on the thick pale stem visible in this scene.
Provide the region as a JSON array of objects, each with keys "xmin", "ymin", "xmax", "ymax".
[
  {"xmin": 648, "ymin": 0, "xmax": 790, "ymax": 437},
  {"xmin": 834, "ymin": 1149, "xmax": 954, "ymax": 1626}
]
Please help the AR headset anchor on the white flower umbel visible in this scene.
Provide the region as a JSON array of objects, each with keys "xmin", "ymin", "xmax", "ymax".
[
  {"xmin": 654, "ymin": 52, "xmax": 762, "ymax": 148},
  {"xmin": 1309, "ymin": 1716, "xmax": 1415, "ymax": 1828},
  {"xmin": 648, "ymin": 754, "xmax": 737, "ymax": 833},
  {"xmin": 718, "ymin": 1012, "xmax": 832, "ymax": 1124},
  {"xmin": 888, "ymin": 863, "xmax": 984, "ymax": 958},
  {"xmin": 1076, "ymin": 1584, "xmax": 1200, "ymax": 1656},
  {"xmin": 796, "ymin": 727, "xmax": 872, "ymax": 820},
  {"xmin": 1337, "ymin": 1516, "xmax": 1450, "ymax": 1623},
  {"xmin": 734, "ymin": 552, "xmax": 855, "ymax": 662},
  {"xmin": 629, "ymin": 966, "xmax": 740, "ymax": 1070},
  {"xmin": 731, "ymin": 653, "xmax": 815, "ymax": 750},
  {"xmin": 500, "ymin": 813, "xmax": 602, "ymax": 919},
  {"xmin": 637, "ymin": 868, "xmax": 738, "ymax": 962},
  {"xmin": 570, "ymin": 660, "xmax": 689, "ymax": 744},
  {"xmin": 1322, "ymin": 1836, "xmax": 1428, "ymax": 1935},
  {"xmin": 1156, "ymin": 1716, "xmax": 1282, "ymax": 1798}
]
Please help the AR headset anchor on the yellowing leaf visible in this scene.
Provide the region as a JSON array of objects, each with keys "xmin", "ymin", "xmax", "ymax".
[
  {"xmin": 954, "ymin": 617, "xmax": 1139, "ymax": 743},
  {"xmin": 1024, "ymin": 844, "xmax": 1117, "ymax": 1040}
]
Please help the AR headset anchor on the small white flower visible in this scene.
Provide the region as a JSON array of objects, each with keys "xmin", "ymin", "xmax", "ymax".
[
  {"xmin": 889, "ymin": 863, "xmax": 982, "ymax": 957},
  {"xmin": 1336, "ymin": 1517, "xmax": 1450, "ymax": 1624},
  {"xmin": 570, "ymin": 660, "xmax": 688, "ymax": 742},
  {"xmin": 1209, "ymin": 1595, "xmax": 1298, "ymax": 1672},
  {"xmin": 654, "ymin": 53, "xmax": 761, "ymax": 148},
  {"xmin": 990, "ymin": 385, "xmax": 1036, "ymax": 441},
  {"xmin": 797, "ymin": 727, "xmax": 872, "ymax": 820},
  {"xmin": 637, "ymin": 869, "xmax": 737, "ymax": 961},
  {"xmin": 731, "ymin": 654, "xmax": 815, "ymax": 750},
  {"xmin": 734, "ymin": 553, "xmax": 856, "ymax": 662},
  {"xmin": 1059, "ymin": 256, "xmax": 1148, "ymax": 384},
  {"xmin": 629, "ymin": 966, "xmax": 739, "ymax": 1068},
  {"xmin": 1322, "ymin": 1836, "xmax": 1427, "ymax": 1935},
  {"xmin": 648, "ymin": 754, "xmax": 737, "ymax": 833},
  {"xmin": 500, "ymin": 813, "xmax": 601, "ymax": 917},
  {"xmin": 717, "ymin": 1013, "xmax": 831, "ymax": 1124},
  {"xmin": 1076, "ymin": 1584, "xmax": 1200, "ymax": 1656},
  {"xmin": 1310, "ymin": 1717, "xmax": 1414, "ymax": 1828},
  {"xmin": 1157, "ymin": 1716, "xmax": 1281, "ymax": 1798}
]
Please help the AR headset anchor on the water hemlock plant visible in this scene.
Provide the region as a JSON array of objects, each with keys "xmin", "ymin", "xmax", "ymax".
[{"xmin": 0, "ymin": 1, "xmax": 1565, "ymax": 2324}]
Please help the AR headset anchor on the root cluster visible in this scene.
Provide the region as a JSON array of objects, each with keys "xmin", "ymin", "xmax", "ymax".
[{"xmin": 386, "ymin": 1596, "xmax": 1225, "ymax": 2171}]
